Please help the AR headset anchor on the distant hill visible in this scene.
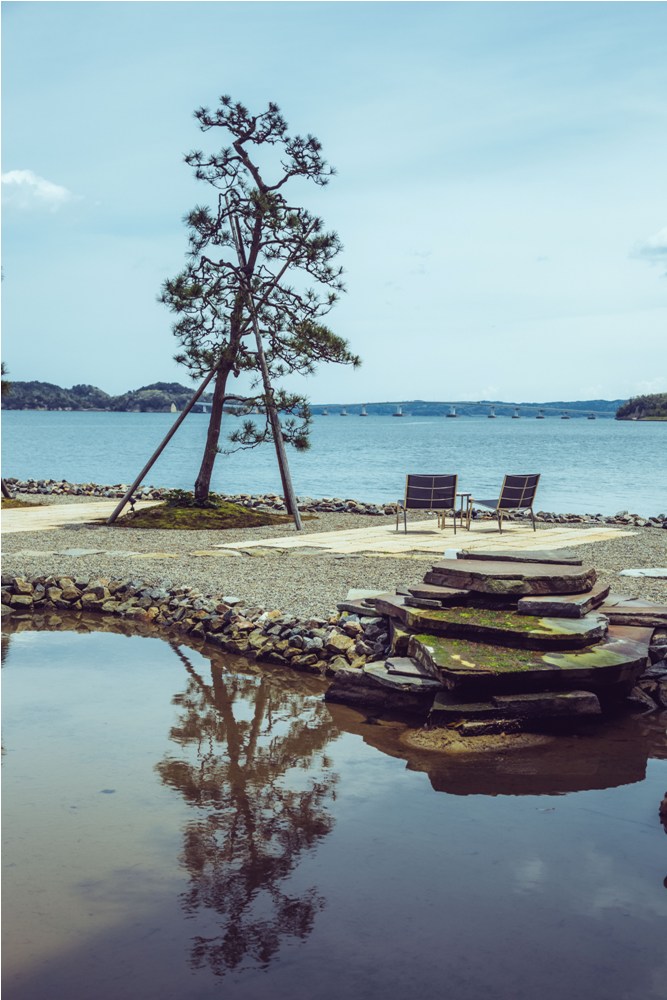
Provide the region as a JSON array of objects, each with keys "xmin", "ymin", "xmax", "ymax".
[
  {"xmin": 311, "ymin": 399, "xmax": 626, "ymax": 418},
  {"xmin": 615, "ymin": 392, "xmax": 667, "ymax": 421},
  {"xmin": 1, "ymin": 383, "xmax": 629, "ymax": 416}
]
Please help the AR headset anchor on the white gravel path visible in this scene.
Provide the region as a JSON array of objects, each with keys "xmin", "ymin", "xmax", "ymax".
[{"xmin": 3, "ymin": 497, "xmax": 667, "ymax": 618}]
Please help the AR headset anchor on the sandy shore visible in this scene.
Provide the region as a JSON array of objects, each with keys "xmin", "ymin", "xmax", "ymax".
[{"xmin": 2, "ymin": 496, "xmax": 666, "ymax": 618}]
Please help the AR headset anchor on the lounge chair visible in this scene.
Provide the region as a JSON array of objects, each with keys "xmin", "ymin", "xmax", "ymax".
[
  {"xmin": 396, "ymin": 474, "xmax": 458, "ymax": 533},
  {"xmin": 467, "ymin": 474, "xmax": 540, "ymax": 532}
]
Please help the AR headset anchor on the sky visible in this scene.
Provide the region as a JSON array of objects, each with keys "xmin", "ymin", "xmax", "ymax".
[{"xmin": 2, "ymin": 0, "xmax": 666, "ymax": 404}]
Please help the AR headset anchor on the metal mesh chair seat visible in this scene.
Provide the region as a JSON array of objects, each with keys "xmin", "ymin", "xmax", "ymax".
[
  {"xmin": 396, "ymin": 474, "xmax": 458, "ymax": 533},
  {"xmin": 468, "ymin": 474, "xmax": 540, "ymax": 532}
]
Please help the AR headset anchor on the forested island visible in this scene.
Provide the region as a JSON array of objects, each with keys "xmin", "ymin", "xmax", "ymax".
[
  {"xmin": 1, "ymin": 381, "xmax": 213, "ymax": 412},
  {"xmin": 615, "ymin": 393, "xmax": 667, "ymax": 421}
]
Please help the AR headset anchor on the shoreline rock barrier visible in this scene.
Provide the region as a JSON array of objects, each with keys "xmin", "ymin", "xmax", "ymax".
[
  {"xmin": 3, "ymin": 478, "xmax": 666, "ymax": 528},
  {"xmin": 2, "ymin": 572, "xmax": 666, "ymax": 722},
  {"xmin": 1, "ymin": 574, "xmax": 391, "ymax": 677}
]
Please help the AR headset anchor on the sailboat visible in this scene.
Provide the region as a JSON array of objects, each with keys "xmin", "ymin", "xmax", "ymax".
[
  {"xmin": 393, "ymin": 405, "xmax": 404, "ymax": 417},
  {"xmin": 561, "ymin": 411, "xmax": 570, "ymax": 419},
  {"xmin": 488, "ymin": 406, "xmax": 496, "ymax": 418},
  {"xmin": 322, "ymin": 408, "xmax": 329, "ymax": 416},
  {"xmin": 340, "ymin": 408, "xmax": 348, "ymax": 416},
  {"xmin": 512, "ymin": 406, "xmax": 520, "ymax": 419},
  {"xmin": 360, "ymin": 406, "xmax": 368, "ymax": 416},
  {"xmin": 588, "ymin": 412, "xmax": 596, "ymax": 420},
  {"xmin": 446, "ymin": 405, "xmax": 457, "ymax": 418},
  {"xmin": 536, "ymin": 409, "xmax": 545, "ymax": 419}
]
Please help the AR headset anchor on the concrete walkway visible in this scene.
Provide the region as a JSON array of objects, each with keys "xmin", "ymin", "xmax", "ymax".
[
  {"xmin": 1, "ymin": 500, "xmax": 159, "ymax": 534},
  {"xmin": 214, "ymin": 518, "xmax": 636, "ymax": 556}
]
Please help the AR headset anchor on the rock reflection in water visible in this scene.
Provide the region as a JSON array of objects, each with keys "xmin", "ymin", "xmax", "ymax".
[{"xmin": 156, "ymin": 641, "xmax": 339, "ymax": 978}]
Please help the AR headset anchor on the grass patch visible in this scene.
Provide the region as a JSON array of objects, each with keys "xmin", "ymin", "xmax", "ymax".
[
  {"xmin": 2, "ymin": 497, "xmax": 46, "ymax": 509},
  {"xmin": 116, "ymin": 497, "xmax": 295, "ymax": 531}
]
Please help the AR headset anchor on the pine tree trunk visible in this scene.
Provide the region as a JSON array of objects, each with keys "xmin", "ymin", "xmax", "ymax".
[{"xmin": 194, "ymin": 364, "xmax": 231, "ymax": 502}]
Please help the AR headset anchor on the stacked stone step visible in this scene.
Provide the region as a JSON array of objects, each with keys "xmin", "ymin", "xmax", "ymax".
[{"xmin": 326, "ymin": 549, "xmax": 655, "ymax": 729}]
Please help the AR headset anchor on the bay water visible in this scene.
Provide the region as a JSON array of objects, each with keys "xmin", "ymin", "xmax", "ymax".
[
  {"xmin": 3, "ymin": 624, "xmax": 666, "ymax": 1000},
  {"xmin": 2, "ymin": 409, "xmax": 665, "ymax": 516}
]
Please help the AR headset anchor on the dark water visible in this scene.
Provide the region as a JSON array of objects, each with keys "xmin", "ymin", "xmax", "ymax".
[
  {"xmin": 2, "ymin": 621, "xmax": 666, "ymax": 1000},
  {"xmin": 2, "ymin": 409, "xmax": 666, "ymax": 515}
]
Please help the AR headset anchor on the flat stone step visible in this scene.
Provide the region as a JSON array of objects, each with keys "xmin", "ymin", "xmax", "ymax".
[
  {"xmin": 458, "ymin": 548, "xmax": 583, "ymax": 565},
  {"xmin": 337, "ymin": 600, "xmax": 380, "ymax": 615},
  {"xmin": 405, "ymin": 596, "xmax": 448, "ymax": 609},
  {"xmin": 600, "ymin": 595, "xmax": 667, "ymax": 627},
  {"xmin": 428, "ymin": 689, "xmax": 601, "ymax": 724},
  {"xmin": 363, "ymin": 661, "xmax": 442, "ymax": 691},
  {"xmin": 324, "ymin": 661, "xmax": 441, "ymax": 712},
  {"xmin": 491, "ymin": 690, "xmax": 601, "ymax": 719},
  {"xmin": 397, "ymin": 606, "xmax": 608, "ymax": 650},
  {"xmin": 426, "ymin": 559, "xmax": 597, "ymax": 596},
  {"xmin": 406, "ymin": 583, "xmax": 471, "ymax": 605},
  {"xmin": 408, "ymin": 631, "xmax": 650, "ymax": 696},
  {"xmin": 517, "ymin": 583, "xmax": 611, "ymax": 619},
  {"xmin": 367, "ymin": 593, "xmax": 408, "ymax": 619},
  {"xmin": 385, "ymin": 656, "xmax": 433, "ymax": 678}
]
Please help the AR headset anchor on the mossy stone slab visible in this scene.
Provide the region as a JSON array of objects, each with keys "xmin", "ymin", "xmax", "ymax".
[
  {"xmin": 400, "ymin": 606, "xmax": 608, "ymax": 650},
  {"xmin": 458, "ymin": 548, "xmax": 582, "ymax": 565},
  {"xmin": 517, "ymin": 583, "xmax": 610, "ymax": 619},
  {"xmin": 408, "ymin": 631, "xmax": 649, "ymax": 696},
  {"xmin": 426, "ymin": 559, "xmax": 597, "ymax": 596}
]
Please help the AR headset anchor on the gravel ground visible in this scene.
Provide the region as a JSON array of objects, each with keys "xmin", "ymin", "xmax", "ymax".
[{"xmin": 3, "ymin": 496, "xmax": 667, "ymax": 618}]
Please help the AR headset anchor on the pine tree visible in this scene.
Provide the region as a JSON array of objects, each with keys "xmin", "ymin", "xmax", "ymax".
[{"xmin": 161, "ymin": 96, "xmax": 360, "ymax": 501}]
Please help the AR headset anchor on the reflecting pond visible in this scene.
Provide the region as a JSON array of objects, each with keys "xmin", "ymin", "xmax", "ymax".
[{"xmin": 2, "ymin": 618, "xmax": 666, "ymax": 1000}]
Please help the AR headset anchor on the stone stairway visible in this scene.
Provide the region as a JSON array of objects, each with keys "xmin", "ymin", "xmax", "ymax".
[{"xmin": 326, "ymin": 549, "xmax": 658, "ymax": 730}]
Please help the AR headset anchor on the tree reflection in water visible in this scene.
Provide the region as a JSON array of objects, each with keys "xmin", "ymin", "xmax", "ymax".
[{"xmin": 156, "ymin": 643, "xmax": 339, "ymax": 978}]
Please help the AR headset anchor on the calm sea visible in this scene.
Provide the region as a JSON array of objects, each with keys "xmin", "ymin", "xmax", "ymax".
[{"xmin": 2, "ymin": 409, "xmax": 665, "ymax": 516}]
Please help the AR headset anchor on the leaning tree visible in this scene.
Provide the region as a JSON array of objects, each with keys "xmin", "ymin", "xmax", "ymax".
[{"xmin": 161, "ymin": 96, "xmax": 360, "ymax": 502}]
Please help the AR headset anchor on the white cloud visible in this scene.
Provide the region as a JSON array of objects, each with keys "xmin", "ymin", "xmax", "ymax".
[
  {"xmin": 631, "ymin": 226, "xmax": 667, "ymax": 266},
  {"xmin": 1, "ymin": 169, "xmax": 75, "ymax": 211}
]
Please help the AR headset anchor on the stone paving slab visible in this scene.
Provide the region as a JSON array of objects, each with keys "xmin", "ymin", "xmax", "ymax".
[
  {"xmin": 214, "ymin": 521, "xmax": 635, "ymax": 556},
  {"xmin": 1, "ymin": 500, "xmax": 160, "ymax": 534}
]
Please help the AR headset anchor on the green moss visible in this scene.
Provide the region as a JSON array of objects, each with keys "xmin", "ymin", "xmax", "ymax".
[
  {"xmin": 115, "ymin": 499, "xmax": 296, "ymax": 531},
  {"xmin": 412, "ymin": 633, "xmax": 544, "ymax": 673}
]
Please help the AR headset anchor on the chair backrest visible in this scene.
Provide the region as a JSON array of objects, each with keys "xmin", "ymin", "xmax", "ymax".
[
  {"xmin": 404, "ymin": 474, "xmax": 458, "ymax": 511},
  {"xmin": 497, "ymin": 474, "xmax": 540, "ymax": 509}
]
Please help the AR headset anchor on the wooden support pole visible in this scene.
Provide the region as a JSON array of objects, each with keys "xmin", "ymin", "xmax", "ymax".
[
  {"xmin": 227, "ymin": 200, "xmax": 303, "ymax": 531},
  {"xmin": 105, "ymin": 368, "xmax": 219, "ymax": 524}
]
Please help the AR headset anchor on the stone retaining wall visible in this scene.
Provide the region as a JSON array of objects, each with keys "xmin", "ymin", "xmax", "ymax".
[
  {"xmin": 1, "ymin": 574, "xmax": 390, "ymax": 676},
  {"xmin": 4, "ymin": 478, "xmax": 666, "ymax": 527}
]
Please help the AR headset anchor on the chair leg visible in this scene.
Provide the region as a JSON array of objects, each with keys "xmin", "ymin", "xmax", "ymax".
[
  {"xmin": 497, "ymin": 510, "xmax": 503, "ymax": 533},
  {"xmin": 452, "ymin": 508, "xmax": 457, "ymax": 534},
  {"xmin": 531, "ymin": 508, "xmax": 536, "ymax": 531},
  {"xmin": 404, "ymin": 508, "xmax": 407, "ymax": 534}
]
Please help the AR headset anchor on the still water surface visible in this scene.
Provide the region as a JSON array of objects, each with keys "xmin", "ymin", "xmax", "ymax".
[
  {"xmin": 2, "ymin": 623, "xmax": 666, "ymax": 1000},
  {"xmin": 2, "ymin": 410, "xmax": 666, "ymax": 515}
]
